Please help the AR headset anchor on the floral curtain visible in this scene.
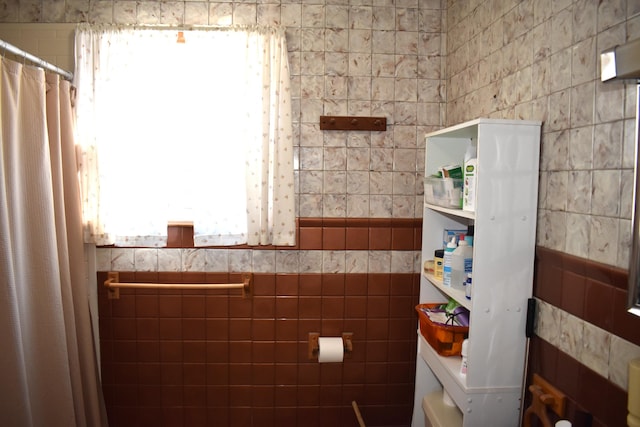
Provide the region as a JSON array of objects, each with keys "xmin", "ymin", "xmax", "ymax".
[{"xmin": 74, "ymin": 24, "xmax": 295, "ymax": 247}]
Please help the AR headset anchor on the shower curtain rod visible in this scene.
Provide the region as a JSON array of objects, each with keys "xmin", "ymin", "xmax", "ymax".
[{"xmin": 0, "ymin": 38, "xmax": 73, "ymax": 81}]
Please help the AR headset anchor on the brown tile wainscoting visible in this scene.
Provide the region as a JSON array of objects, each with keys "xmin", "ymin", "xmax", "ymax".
[
  {"xmin": 534, "ymin": 247, "xmax": 638, "ymax": 345},
  {"xmin": 166, "ymin": 218, "xmax": 423, "ymax": 251},
  {"xmin": 527, "ymin": 246, "xmax": 639, "ymax": 427},
  {"xmin": 97, "ymin": 271, "xmax": 420, "ymax": 427}
]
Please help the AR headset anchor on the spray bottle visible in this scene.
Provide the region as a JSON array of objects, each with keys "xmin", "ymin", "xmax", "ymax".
[{"xmin": 442, "ymin": 237, "xmax": 457, "ymax": 286}]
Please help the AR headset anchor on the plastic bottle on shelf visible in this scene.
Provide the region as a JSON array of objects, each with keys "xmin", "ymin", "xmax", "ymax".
[
  {"xmin": 460, "ymin": 339, "xmax": 469, "ymax": 376},
  {"xmin": 463, "ymin": 141, "xmax": 477, "ymax": 212},
  {"xmin": 451, "ymin": 239, "xmax": 472, "ymax": 287},
  {"xmin": 442, "ymin": 237, "xmax": 457, "ymax": 286}
]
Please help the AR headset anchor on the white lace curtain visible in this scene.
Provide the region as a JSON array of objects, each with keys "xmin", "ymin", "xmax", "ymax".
[{"xmin": 74, "ymin": 24, "xmax": 295, "ymax": 247}]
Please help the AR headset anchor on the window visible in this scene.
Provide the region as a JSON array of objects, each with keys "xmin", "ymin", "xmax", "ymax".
[{"xmin": 74, "ymin": 25, "xmax": 295, "ymax": 247}]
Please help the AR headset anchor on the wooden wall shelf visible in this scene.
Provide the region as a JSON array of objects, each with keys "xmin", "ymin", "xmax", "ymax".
[{"xmin": 320, "ymin": 115, "xmax": 386, "ymax": 131}]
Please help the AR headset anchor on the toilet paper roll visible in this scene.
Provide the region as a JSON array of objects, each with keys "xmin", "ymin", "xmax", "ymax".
[
  {"xmin": 318, "ymin": 337, "xmax": 344, "ymax": 363},
  {"xmin": 629, "ymin": 359, "xmax": 640, "ymax": 417}
]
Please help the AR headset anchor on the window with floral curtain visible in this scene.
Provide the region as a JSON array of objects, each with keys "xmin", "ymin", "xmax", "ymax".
[{"xmin": 73, "ymin": 24, "xmax": 295, "ymax": 247}]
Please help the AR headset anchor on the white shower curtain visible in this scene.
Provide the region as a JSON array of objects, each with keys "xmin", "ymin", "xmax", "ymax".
[{"xmin": 0, "ymin": 59, "xmax": 107, "ymax": 426}]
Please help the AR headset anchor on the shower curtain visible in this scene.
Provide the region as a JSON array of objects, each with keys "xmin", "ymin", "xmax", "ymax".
[{"xmin": 0, "ymin": 59, "xmax": 107, "ymax": 426}]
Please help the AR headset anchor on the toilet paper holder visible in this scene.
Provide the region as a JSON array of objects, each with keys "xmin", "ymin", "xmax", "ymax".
[{"xmin": 308, "ymin": 332, "xmax": 353, "ymax": 359}]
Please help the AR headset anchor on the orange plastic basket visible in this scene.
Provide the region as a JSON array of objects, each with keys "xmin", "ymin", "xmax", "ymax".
[{"xmin": 415, "ymin": 303, "xmax": 469, "ymax": 357}]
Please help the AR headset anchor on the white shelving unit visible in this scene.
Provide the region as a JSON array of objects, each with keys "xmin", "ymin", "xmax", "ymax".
[{"xmin": 412, "ymin": 119, "xmax": 541, "ymax": 427}]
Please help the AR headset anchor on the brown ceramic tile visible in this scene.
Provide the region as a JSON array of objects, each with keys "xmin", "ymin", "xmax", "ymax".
[
  {"xmin": 298, "ymin": 273, "xmax": 322, "ymax": 296},
  {"xmin": 134, "ymin": 271, "xmax": 159, "ymax": 284},
  {"xmin": 275, "ymin": 296, "xmax": 299, "ymax": 318},
  {"xmin": 584, "ymin": 278, "xmax": 614, "ymax": 330},
  {"xmin": 252, "ymin": 296, "xmax": 276, "ymax": 318},
  {"xmin": 158, "ymin": 271, "xmax": 183, "ymax": 284},
  {"xmin": 159, "ymin": 318, "xmax": 182, "ymax": 340},
  {"xmin": 137, "ymin": 341, "xmax": 160, "ymax": 362},
  {"xmin": 206, "ymin": 341, "xmax": 230, "ymax": 364},
  {"xmin": 252, "ymin": 319, "xmax": 275, "ymax": 341},
  {"xmin": 298, "ymin": 217, "xmax": 323, "ymax": 227},
  {"xmin": 345, "ymin": 273, "xmax": 368, "ymax": 295},
  {"xmin": 297, "ymin": 319, "xmax": 321, "ymax": 341},
  {"xmin": 205, "ymin": 295, "xmax": 229, "ymax": 317},
  {"xmin": 229, "ymin": 319, "xmax": 252, "ymax": 340},
  {"xmin": 138, "ymin": 362, "xmax": 161, "ymax": 385},
  {"xmin": 578, "ymin": 364, "xmax": 610, "ymax": 423},
  {"xmin": 275, "ymin": 274, "xmax": 299, "ymax": 295},
  {"xmin": 388, "ymin": 361, "xmax": 415, "ymax": 383},
  {"xmin": 205, "ymin": 318, "xmax": 229, "ymax": 340},
  {"xmin": 228, "ymin": 365, "xmax": 252, "ymax": 387},
  {"xmin": 322, "ymin": 226, "xmax": 346, "ymax": 250},
  {"xmin": 368, "ymin": 274, "xmax": 390, "ymax": 295},
  {"xmin": 228, "ymin": 296, "xmax": 253, "ymax": 318},
  {"xmin": 111, "ymin": 294, "xmax": 136, "ymax": 317},
  {"xmin": 206, "ymin": 362, "xmax": 230, "ymax": 384},
  {"xmin": 275, "ymin": 384, "xmax": 298, "ymax": 404},
  {"xmin": 159, "ymin": 341, "xmax": 182, "ymax": 362},
  {"xmin": 320, "ymin": 319, "xmax": 344, "ymax": 336},
  {"xmin": 345, "ymin": 296, "xmax": 367, "ymax": 318},
  {"xmin": 183, "ymin": 318, "xmax": 206, "ymax": 340},
  {"xmin": 161, "ymin": 385, "xmax": 184, "ymax": 408},
  {"xmin": 321, "ymin": 296, "xmax": 345, "ymax": 318},
  {"xmin": 138, "ymin": 408, "xmax": 165, "ymax": 427},
  {"xmin": 183, "ymin": 341, "xmax": 206, "ymax": 363},
  {"xmin": 253, "ymin": 273, "xmax": 276, "ymax": 296},
  {"xmin": 112, "ymin": 341, "xmax": 137, "ymax": 362},
  {"xmin": 183, "ymin": 385, "xmax": 206, "ymax": 406},
  {"xmin": 135, "ymin": 294, "xmax": 159, "ymax": 317},
  {"xmin": 182, "ymin": 295, "xmax": 206, "ymax": 317},
  {"xmin": 274, "ymin": 406, "xmax": 297, "ymax": 426},
  {"xmin": 369, "ymin": 226, "xmax": 391, "ymax": 249},
  {"xmin": 136, "ymin": 318, "xmax": 159, "ymax": 340},
  {"xmin": 252, "ymin": 363, "xmax": 275, "ymax": 385},
  {"xmin": 159, "ymin": 363, "xmax": 182, "ymax": 386},
  {"xmin": 612, "ymin": 288, "xmax": 640, "ymax": 344},
  {"xmin": 183, "ymin": 363, "xmax": 207, "ymax": 385},
  {"xmin": 534, "ymin": 260, "xmax": 563, "ymax": 307},
  {"xmin": 389, "ymin": 296, "xmax": 414, "ymax": 318},
  {"xmin": 367, "ymin": 296, "xmax": 390, "ymax": 318},
  {"xmin": 275, "ymin": 319, "xmax": 298, "ymax": 341},
  {"xmin": 137, "ymin": 383, "xmax": 161, "ymax": 405},
  {"xmin": 604, "ymin": 381, "xmax": 629, "ymax": 427},
  {"xmin": 252, "ymin": 406, "xmax": 275, "ymax": 427},
  {"xmin": 345, "ymin": 226, "xmax": 369, "ymax": 249},
  {"xmin": 366, "ymin": 318, "xmax": 389, "ymax": 340},
  {"xmin": 112, "ymin": 318, "xmax": 137, "ymax": 340},
  {"xmin": 158, "ymin": 295, "xmax": 182, "ymax": 317},
  {"xmin": 388, "ymin": 318, "xmax": 415, "ymax": 341},
  {"xmin": 229, "ymin": 384, "xmax": 252, "ymax": 404},
  {"xmin": 322, "ymin": 273, "xmax": 345, "ymax": 295},
  {"xmin": 391, "ymin": 226, "xmax": 414, "ymax": 250},
  {"xmin": 365, "ymin": 342, "xmax": 389, "ymax": 363},
  {"xmin": 343, "ymin": 319, "xmax": 367, "ymax": 348},
  {"xmin": 560, "ymin": 270, "xmax": 585, "ymax": 317},
  {"xmin": 296, "ymin": 407, "xmax": 320, "ymax": 427},
  {"xmin": 274, "ymin": 342, "xmax": 298, "ymax": 364},
  {"xmin": 228, "ymin": 407, "xmax": 252, "ymax": 427},
  {"xmin": 184, "ymin": 407, "xmax": 207, "ymax": 426},
  {"xmin": 298, "ymin": 363, "xmax": 320, "ymax": 385},
  {"xmin": 298, "ymin": 296, "xmax": 322, "ymax": 318},
  {"xmin": 297, "ymin": 384, "xmax": 320, "ymax": 405},
  {"xmin": 228, "ymin": 342, "xmax": 252, "ymax": 363},
  {"xmin": 299, "ymin": 226, "xmax": 322, "ymax": 250}
]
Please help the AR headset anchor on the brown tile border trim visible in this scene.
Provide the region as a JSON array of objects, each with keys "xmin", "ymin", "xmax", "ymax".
[
  {"xmin": 534, "ymin": 246, "xmax": 640, "ymax": 346},
  {"xmin": 160, "ymin": 218, "xmax": 423, "ymax": 251}
]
